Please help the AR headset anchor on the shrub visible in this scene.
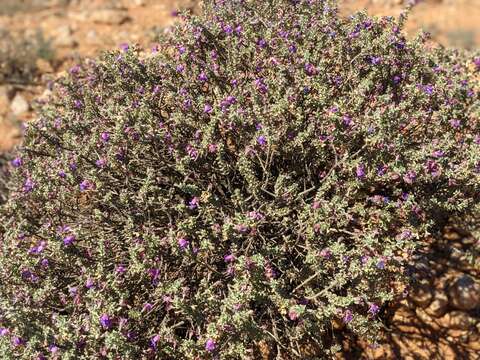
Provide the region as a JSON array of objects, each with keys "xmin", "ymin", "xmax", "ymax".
[
  {"xmin": 0, "ymin": 0, "xmax": 479, "ymax": 358},
  {"xmin": 0, "ymin": 28, "xmax": 55, "ymax": 85}
]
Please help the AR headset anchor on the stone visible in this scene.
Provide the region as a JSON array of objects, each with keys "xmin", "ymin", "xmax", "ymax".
[
  {"xmin": 10, "ymin": 93, "xmax": 29, "ymax": 116},
  {"xmin": 91, "ymin": 9, "xmax": 129, "ymax": 25},
  {"xmin": 425, "ymin": 290, "xmax": 449, "ymax": 318},
  {"xmin": 448, "ymin": 274, "xmax": 480, "ymax": 311},
  {"xmin": 0, "ymin": 85, "xmax": 14, "ymax": 115},
  {"xmin": 53, "ymin": 25, "xmax": 77, "ymax": 48},
  {"xmin": 415, "ymin": 307, "xmax": 441, "ymax": 331},
  {"xmin": 409, "ymin": 281, "xmax": 433, "ymax": 308},
  {"xmin": 437, "ymin": 311, "xmax": 477, "ymax": 330},
  {"xmin": 36, "ymin": 58, "xmax": 54, "ymax": 73}
]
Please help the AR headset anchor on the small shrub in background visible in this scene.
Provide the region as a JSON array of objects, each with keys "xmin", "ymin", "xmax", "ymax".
[
  {"xmin": 0, "ymin": 28, "xmax": 55, "ymax": 85},
  {"xmin": 0, "ymin": 0, "xmax": 479, "ymax": 358}
]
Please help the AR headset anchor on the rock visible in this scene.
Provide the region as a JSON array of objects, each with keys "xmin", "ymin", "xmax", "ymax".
[
  {"xmin": 437, "ymin": 311, "xmax": 477, "ymax": 330},
  {"xmin": 425, "ymin": 291, "xmax": 449, "ymax": 318},
  {"xmin": 415, "ymin": 307, "xmax": 441, "ymax": 331},
  {"xmin": 10, "ymin": 93, "xmax": 29, "ymax": 116},
  {"xmin": 91, "ymin": 9, "xmax": 129, "ymax": 25},
  {"xmin": 0, "ymin": 85, "xmax": 14, "ymax": 115},
  {"xmin": 36, "ymin": 58, "xmax": 54, "ymax": 73},
  {"xmin": 448, "ymin": 274, "xmax": 480, "ymax": 311},
  {"xmin": 409, "ymin": 281, "xmax": 433, "ymax": 308},
  {"xmin": 53, "ymin": 25, "xmax": 77, "ymax": 48}
]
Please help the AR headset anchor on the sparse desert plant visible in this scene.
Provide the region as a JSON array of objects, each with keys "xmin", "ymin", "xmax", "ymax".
[
  {"xmin": 0, "ymin": 28, "xmax": 55, "ymax": 85},
  {"xmin": 0, "ymin": 0, "xmax": 479, "ymax": 359}
]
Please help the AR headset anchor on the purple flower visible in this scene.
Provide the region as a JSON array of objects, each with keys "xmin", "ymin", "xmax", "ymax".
[
  {"xmin": 23, "ymin": 178, "xmax": 35, "ymax": 193},
  {"xmin": 377, "ymin": 164, "xmax": 388, "ymax": 176},
  {"xmin": 288, "ymin": 44, "xmax": 297, "ymax": 53},
  {"xmin": 257, "ymin": 38, "xmax": 267, "ymax": 48},
  {"xmin": 449, "ymin": 119, "xmax": 461, "ymax": 129},
  {"xmin": 143, "ymin": 303, "xmax": 153, "ymax": 312},
  {"xmin": 58, "ymin": 170, "xmax": 66, "ymax": 178},
  {"xmin": 11, "ymin": 157, "xmax": 22, "ymax": 167},
  {"xmin": 205, "ymin": 338, "xmax": 216, "ymax": 352},
  {"xmin": 425, "ymin": 159, "xmax": 440, "ymax": 177},
  {"xmin": 85, "ymin": 278, "xmax": 94, "ymax": 289},
  {"xmin": 224, "ymin": 24, "xmax": 233, "ymax": 34},
  {"xmin": 288, "ymin": 309, "xmax": 299, "ymax": 321},
  {"xmin": 255, "ymin": 78, "xmax": 268, "ymax": 94},
  {"xmin": 208, "ymin": 143, "xmax": 218, "ymax": 153},
  {"xmin": 356, "ymin": 164, "xmax": 366, "ymax": 179},
  {"xmin": 403, "ymin": 170, "xmax": 416, "ymax": 184},
  {"xmin": 12, "ymin": 336, "xmax": 25, "ymax": 347},
  {"xmin": 188, "ymin": 197, "xmax": 199, "ymax": 210},
  {"xmin": 96, "ymin": 158, "xmax": 107, "ymax": 168},
  {"xmin": 204, "ymin": 104, "xmax": 213, "ymax": 114},
  {"xmin": 119, "ymin": 43, "xmax": 129, "ymax": 52},
  {"xmin": 370, "ymin": 56, "xmax": 382, "ymax": 65},
  {"xmin": 304, "ymin": 63, "xmax": 316, "ymax": 76},
  {"xmin": 343, "ymin": 116, "xmax": 352, "ymax": 126},
  {"xmin": 178, "ymin": 238, "xmax": 189, "ymax": 250},
  {"xmin": 224, "ymin": 254, "xmax": 235, "ymax": 262},
  {"xmin": 79, "ymin": 180, "xmax": 92, "ymax": 191},
  {"xmin": 368, "ymin": 303, "xmax": 380, "ymax": 316},
  {"xmin": 257, "ymin": 135, "xmax": 267, "ymax": 146},
  {"xmin": 63, "ymin": 235, "xmax": 76, "ymax": 246},
  {"xmin": 100, "ymin": 314, "xmax": 112, "ymax": 329},
  {"xmin": 41, "ymin": 258, "xmax": 49, "ymax": 267},
  {"xmin": 473, "ymin": 57, "xmax": 480, "ymax": 71},
  {"xmin": 376, "ymin": 260, "xmax": 385, "ymax": 269},
  {"xmin": 423, "ymin": 84, "xmax": 434, "ymax": 95},
  {"xmin": 433, "ymin": 150, "xmax": 444, "ymax": 158},
  {"xmin": 198, "ymin": 72, "xmax": 208, "ymax": 82},
  {"xmin": 319, "ymin": 248, "xmax": 332, "ymax": 259},
  {"xmin": 176, "ymin": 64, "xmax": 185, "ymax": 73},
  {"xmin": 150, "ymin": 335, "xmax": 161, "ymax": 350},
  {"xmin": 0, "ymin": 328, "xmax": 10, "ymax": 336},
  {"xmin": 73, "ymin": 100, "xmax": 83, "ymax": 109},
  {"xmin": 101, "ymin": 132, "xmax": 110, "ymax": 142},
  {"xmin": 49, "ymin": 344, "xmax": 59, "ymax": 354},
  {"xmin": 343, "ymin": 310, "xmax": 353, "ymax": 324},
  {"xmin": 393, "ymin": 75, "xmax": 401, "ymax": 84}
]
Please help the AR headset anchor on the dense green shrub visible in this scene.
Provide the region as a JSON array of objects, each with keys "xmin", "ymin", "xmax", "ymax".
[{"xmin": 1, "ymin": 0, "xmax": 479, "ymax": 358}]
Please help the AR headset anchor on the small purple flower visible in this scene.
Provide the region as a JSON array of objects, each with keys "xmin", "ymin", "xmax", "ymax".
[
  {"xmin": 176, "ymin": 64, "xmax": 185, "ymax": 73},
  {"xmin": 79, "ymin": 180, "xmax": 92, "ymax": 191},
  {"xmin": 178, "ymin": 238, "xmax": 189, "ymax": 250},
  {"xmin": 143, "ymin": 303, "xmax": 153, "ymax": 312},
  {"xmin": 368, "ymin": 303, "xmax": 380, "ymax": 316},
  {"xmin": 100, "ymin": 314, "xmax": 112, "ymax": 329},
  {"xmin": 224, "ymin": 254, "xmax": 235, "ymax": 263},
  {"xmin": 188, "ymin": 197, "xmax": 199, "ymax": 210},
  {"xmin": 150, "ymin": 335, "xmax": 161, "ymax": 350},
  {"xmin": 63, "ymin": 235, "xmax": 76, "ymax": 246},
  {"xmin": 101, "ymin": 132, "xmax": 110, "ymax": 142},
  {"xmin": 116, "ymin": 264, "xmax": 126, "ymax": 274},
  {"xmin": 49, "ymin": 344, "xmax": 59, "ymax": 354},
  {"xmin": 41, "ymin": 258, "xmax": 49, "ymax": 267},
  {"xmin": 288, "ymin": 44, "xmax": 297, "ymax": 53},
  {"xmin": 288, "ymin": 309, "xmax": 299, "ymax": 321},
  {"xmin": 73, "ymin": 100, "xmax": 83, "ymax": 109},
  {"xmin": 11, "ymin": 157, "xmax": 22, "ymax": 168},
  {"xmin": 433, "ymin": 150, "xmax": 444, "ymax": 158},
  {"xmin": 343, "ymin": 310, "xmax": 353, "ymax": 324},
  {"xmin": 403, "ymin": 170, "xmax": 416, "ymax": 184},
  {"xmin": 449, "ymin": 119, "xmax": 461, "ymax": 129},
  {"xmin": 85, "ymin": 278, "xmax": 94, "ymax": 289},
  {"xmin": 319, "ymin": 248, "xmax": 332, "ymax": 259},
  {"xmin": 198, "ymin": 72, "xmax": 208, "ymax": 82},
  {"xmin": 205, "ymin": 338, "xmax": 216, "ymax": 352},
  {"xmin": 473, "ymin": 57, "xmax": 480, "ymax": 71},
  {"xmin": 343, "ymin": 116, "xmax": 352, "ymax": 127},
  {"xmin": 393, "ymin": 75, "xmax": 401, "ymax": 84},
  {"xmin": 224, "ymin": 24, "xmax": 233, "ymax": 34},
  {"xmin": 304, "ymin": 63, "xmax": 316, "ymax": 76},
  {"xmin": 257, "ymin": 38, "xmax": 267, "ymax": 48},
  {"xmin": 119, "ymin": 43, "xmax": 129, "ymax": 52},
  {"xmin": 204, "ymin": 104, "xmax": 213, "ymax": 114},
  {"xmin": 257, "ymin": 135, "xmax": 267, "ymax": 146},
  {"xmin": 376, "ymin": 260, "xmax": 385, "ymax": 269},
  {"xmin": 58, "ymin": 170, "xmax": 66, "ymax": 178},
  {"xmin": 356, "ymin": 164, "xmax": 366, "ymax": 179},
  {"xmin": 0, "ymin": 328, "xmax": 9, "ymax": 336},
  {"xmin": 23, "ymin": 178, "xmax": 35, "ymax": 193},
  {"xmin": 370, "ymin": 56, "xmax": 382, "ymax": 65},
  {"xmin": 96, "ymin": 158, "xmax": 107, "ymax": 168},
  {"xmin": 425, "ymin": 159, "xmax": 440, "ymax": 177},
  {"xmin": 208, "ymin": 143, "xmax": 218, "ymax": 153},
  {"xmin": 377, "ymin": 164, "xmax": 388, "ymax": 177},
  {"xmin": 12, "ymin": 336, "xmax": 25, "ymax": 347},
  {"xmin": 423, "ymin": 84, "xmax": 434, "ymax": 95},
  {"xmin": 69, "ymin": 287, "xmax": 78, "ymax": 297}
]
